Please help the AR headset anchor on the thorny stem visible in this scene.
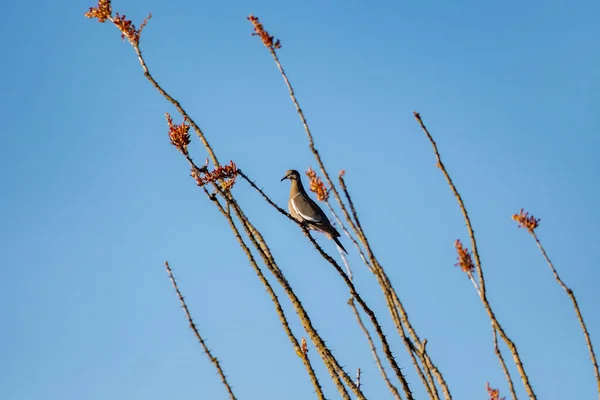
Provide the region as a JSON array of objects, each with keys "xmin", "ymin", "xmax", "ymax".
[
  {"xmin": 493, "ymin": 328, "xmax": 517, "ymax": 400},
  {"xmin": 414, "ymin": 111, "xmax": 536, "ymax": 399},
  {"xmin": 349, "ymin": 298, "xmax": 402, "ymax": 400},
  {"xmin": 129, "ymin": 43, "xmax": 220, "ymax": 167},
  {"xmin": 530, "ymin": 233, "xmax": 600, "ymax": 397},
  {"xmin": 337, "ymin": 232, "xmax": 406, "ymax": 400},
  {"xmin": 417, "ymin": 341, "xmax": 442, "ymax": 400},
  {"xmin": 164, "ymin": 262, "xmax": 237, "ymax": 400},
  {"xmin": 238, "ymin": 169, "xmax": 414, "ymax": 400}
]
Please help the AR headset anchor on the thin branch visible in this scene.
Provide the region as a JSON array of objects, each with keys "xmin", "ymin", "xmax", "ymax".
[
  {"xmin": 493, "ymin": 328, "xmax": 517, "ymax": 400},
  {"xmin": 130, "ymin": 44, "xmax": 220, "ymax": 168},
  {"xmin": 164, "ymin": 261, "xmax": 237, "ymax": 400},
  {"xmin": 414, "ymin": 111, "xmax": 536, "ymax": 399},
  {"xmin": 531, "ymin": 231, "xmax": 599, "ymax": 396},
  {"xmin": 349, "ymin": 298, "xmax": 402, "ymax": 400}
]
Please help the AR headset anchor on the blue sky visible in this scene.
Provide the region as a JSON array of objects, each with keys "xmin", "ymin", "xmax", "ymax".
[{"xmin": 1, "ymin": 0, "xmax": 599, "ymax": 399}]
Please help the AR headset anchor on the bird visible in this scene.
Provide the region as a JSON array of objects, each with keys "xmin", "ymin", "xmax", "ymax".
[{"xmin": 281, "ymin": 169, "xmax": 348, "ymax": 254}]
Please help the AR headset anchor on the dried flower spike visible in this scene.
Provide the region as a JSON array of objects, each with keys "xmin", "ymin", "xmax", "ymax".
[
  {"xmin": 486, "ymin": 382, "xmax": 505, "ymax": 400},
  {"xmin": 166, "ymin": 113, "xmax": 191, "ymax": 156},
  {"xmin": 192, "ymin": 160, "xmax": 238, "ymax": 191},
  {"xmin": 113, "ymin": 12, "xmax": 151, "ymax": 46},
  {"xmin": 454, "ymin": 239, "xmax": 475, "ymax": 274},
  {"xmin": 247, "ymin": 15, "xmax": 281, "ymax": 49},
  {"xmin": 512, "ymin": 208, "xmax": 540, "ymax": 233},
  {"xmin": 306, "ymin": 167, "xmax": 329, "ymax": 202}
]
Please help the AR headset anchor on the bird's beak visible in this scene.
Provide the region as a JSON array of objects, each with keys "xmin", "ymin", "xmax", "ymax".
[{"xmin": 280, "ymin": 175, "xmax": 287, "ymax": 182}]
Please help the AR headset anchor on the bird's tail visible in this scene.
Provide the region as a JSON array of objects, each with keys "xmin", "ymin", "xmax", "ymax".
[{"xmin": 332, "ymin": 235, "xmax": 348, "ymax": 254}]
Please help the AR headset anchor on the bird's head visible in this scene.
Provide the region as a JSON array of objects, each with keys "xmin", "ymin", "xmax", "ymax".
[{"xmin": 280, "ymin": 169, "xmax": 301, "ymax": 182}]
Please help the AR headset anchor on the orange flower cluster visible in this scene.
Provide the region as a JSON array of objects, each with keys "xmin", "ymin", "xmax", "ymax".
[
  {"xmin": 192, "ymin": 161, "xmax": 238, "ymax": 191},
  {"xmin": 113, "ymin": 12, "xmax": 151, "ymax": 46},
  {"xmin": 512, "ymin": 208, "xmax": 540, "ymax": 233},
  {"xmin": 454, "ymin": 239, "xmax": 475, "ymax": 274},
  {"xmin": 84, "ymin": 0, "xmax": 151, "ymax": 46},
  {"xmin": 247, "ymin": 15, "xmax": 281, "ymax": 49},
  {"xmin": 486, "ymin": 383, "xmax": 505, "ymax": 400},
  {"xmin": 84, "ymin": 0, "xmax": 111, "ymax": 22},
  {"xmin": 166, "ymin": 113, "xmax": 191, "ymax": 156},
  {"xmin": 306, "ymin": 167, "xmax": 329, "ymax": 202}
]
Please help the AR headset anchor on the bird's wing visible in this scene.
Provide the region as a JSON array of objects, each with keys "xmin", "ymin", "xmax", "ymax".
[
  {"xmin": 291, "ymin": 193, "xmax": 325, "ymax": 223},
  {"xmin": 292, "ymin": 194, "xmax": 342, "ymax": 238}
]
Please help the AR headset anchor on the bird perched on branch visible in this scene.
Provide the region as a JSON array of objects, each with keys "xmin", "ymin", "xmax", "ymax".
[{"xmin": 281, "ymin": 169, "xmax": 348, "ymax": 254}]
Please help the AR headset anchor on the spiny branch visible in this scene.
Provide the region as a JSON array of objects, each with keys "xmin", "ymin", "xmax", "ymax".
[
  {"xmin": 533, "ymin": 235, "xmax": 600, "ymax": 396},
  {"xmin": 164, "ymin": 262, "xmax": 237, "ymax": 400},
  {"xmin": 349, "ymin": 298, "xmax": 402, "ymax": 400},
  {"xmin": 513, "ymin": 209, "xmax": 599, "ymax": 397},
  {"xmin": 493, "ymin": 328, "xmax": 517, "ymax": 400}
]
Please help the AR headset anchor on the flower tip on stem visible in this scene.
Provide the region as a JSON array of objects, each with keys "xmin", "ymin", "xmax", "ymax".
[
  {"xmin": 306, "ymin": 167, "xmax": 329, "ymax": 202},
  {"xmin": 512, "ymin": 208, "xmax": 540, "ymax": 233}
]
